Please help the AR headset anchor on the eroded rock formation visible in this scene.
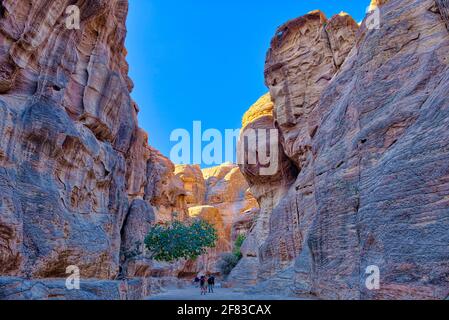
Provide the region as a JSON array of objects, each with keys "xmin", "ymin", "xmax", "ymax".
[
  {"xmin": 238, "ymin": 0, "xmax": 449, "ymax": 300},
  {"xmin": 0, "ymin": 0, "xmax": 189, "ymax": 298},
  {"xmin": 175, "ymin": 163, "xmax": 259, "ymax": 276}
]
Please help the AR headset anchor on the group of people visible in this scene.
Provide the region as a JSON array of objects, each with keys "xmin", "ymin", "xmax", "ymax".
[{"xmin": 194, "ymin": 275, "xmax": 215, "ymax": 295}]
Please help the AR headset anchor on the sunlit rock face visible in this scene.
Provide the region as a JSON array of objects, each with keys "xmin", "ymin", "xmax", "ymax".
[
  {"xmin": 146, "ymin": 149, "xmax": 188, "ymax": 223},
  {"xmin": 0, "ymin": 0, "xmax": 257, "ymax": 296},
  {"xmin": 436, "ymin": 0, "xmax": 449, "ymax": 29},
  {"xmin": 175, "ymin": 165, "xmax": 205, "ymax": 207},
  {"xmin": 174, "ymin": 164, "xmax": 259, "ymax": 276},
  {"xmin": 203, "ymin": 163, "xmax": 259, "ymax": 239},
  {"xmin": 231, "ymin": 208, "xmax": 258, "ymax": 242},
  {"xmin": 184, "ymin": 205, "xmax": 228, "ymax": 274},
  {"xmin": 264, "ymin": 10, "xmax": 358, "ymax": 168},
  {"xmin": 237, "ymin": 0, "xmax": 449, "ymax": 300}
]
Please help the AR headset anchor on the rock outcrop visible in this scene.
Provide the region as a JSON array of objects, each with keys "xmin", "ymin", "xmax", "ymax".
[
  {"xmin": 175, "ymin": 163, "xmax": 259, "ymax": 276},
  {"xmin": 175, "ymin": 165, "xmax": 205, "ymax": 207},
  {"xmin": 3, "ymin": 0, "xmax": 447, "ymax": 301},
  {"xmin": 232, "ymin": 94, "xmax": 298, "ymax": 287},
  {"xmin": 202, "ymin": 163, "xmax": 259, "ymax": 239},
  {"xmin": 0, "ymin": 276, "xmax": 164, "ymax": 300},
  {"xmin": 0, "ymin": 0, "xmax": 134, "ymax": 280},
  {"xmin": 238, "ymin": 0, "xmax": 449, "ymax": 300},
  {"xmin": 436, "ymin": 0, "xmax": 449, "ymax": 29}
]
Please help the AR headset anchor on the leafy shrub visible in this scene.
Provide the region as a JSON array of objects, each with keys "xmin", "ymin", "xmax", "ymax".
[
  {"xmin": 233, "ymin": 234, "xmax": 246, "ymax": 260},
  {"xmin": 218, "ymin": 235, "xmax": 247, "ymax": 276},
  {"xmin": 217, "ymin": 253, "xmax": 240, "ymax": 276},
  {"xmin": 144, "ymin": 219, "xmax": 218, "ymax": 262}
]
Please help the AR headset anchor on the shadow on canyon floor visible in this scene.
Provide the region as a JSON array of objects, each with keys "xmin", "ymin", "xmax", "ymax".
[{"xmin": 146, "ymin": 286, "xmax": 305, "ymax": 300}]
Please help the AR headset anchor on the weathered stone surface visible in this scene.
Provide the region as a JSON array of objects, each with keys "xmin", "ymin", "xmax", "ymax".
[
  {"xmin": 203, "ymin": 164, "xmax": 258, "ymax": 237},
  {"xmin": 231, "ymin": 208, "xmax": 257, "ymax": 242},
  {"xmin": 6, "ymin": 0, "xmax": 447, "ymax": 302},
  {"xmin": 126, "ymin": 128, "xmax": 152, "ymax": 199},
  {"xmin": 233, "ymin": 96, "xmax": 298, "ymax": 287},
  {"xmin": 227, "ymin": 208, "xmax": 259, "ymax": 287},
  {"xmin": 175, "ymin": 165, "xmax": 205, "ymax": 207},
  {"xmin": 0, "ymin": 276, "xmax": 164, "ymax": 300},
  {"xmin": 0, "ymin": 0, "xmax": 260, "ymax": 299},
  {"xmin": 120, "ymin": 199, "xmax": 155, "ymax": 278},
  {"xmin": 185, "ymin": 205, "xmax": 229, "ymax": 274},
  {"xmin": 304, "ymin": 0, "xmax": 449, "ymax": 300},
  {"xmin": 241, "ymin": 8, "xmax": 360, "ymax": 296},
  {"xmin": 325, "ymin": 13, "xmax": 359, "ymax": 68},
  {"xmin": 174, "ymin": 164, "xmax": 259, "ymax": 276},
  {"xmin": 238, "ymin": 0, "xmax": 449, "ymax": 300},
  {"xmin": 369, "ymin": 0, "xmax": 390, "ymax": 11},
  {"xmin": 146, "ymin": 149, "xmax": 187, "ymax": 223}
]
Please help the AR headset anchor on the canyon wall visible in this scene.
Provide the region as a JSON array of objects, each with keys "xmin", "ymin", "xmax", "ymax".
[
  {"xmin": 0, "ymin": 0, "xmax": 141, "ymax": 280},
  {"xmin": 237, "ymin": 0, "xmax": 449, "ymax": 299}
]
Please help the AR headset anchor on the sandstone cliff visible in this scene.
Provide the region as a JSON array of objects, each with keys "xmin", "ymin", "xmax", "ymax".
[
  {"xmin": 237, "ymin": 0, "xmax": 449, "ymax": 300},
  {"xmin": 0, "ymin": 0, "xmax": 190, "ymax": 299}
]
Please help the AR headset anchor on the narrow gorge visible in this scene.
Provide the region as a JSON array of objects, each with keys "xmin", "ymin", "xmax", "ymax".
[{"xmin": 1, "ymin": 0, "xmax": 449, "ymax": 300}]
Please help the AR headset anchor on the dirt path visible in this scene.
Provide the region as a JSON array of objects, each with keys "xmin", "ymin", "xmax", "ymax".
[{"xmin": 147, "ymin": 286, "xmax": 302, "ymax": 300}]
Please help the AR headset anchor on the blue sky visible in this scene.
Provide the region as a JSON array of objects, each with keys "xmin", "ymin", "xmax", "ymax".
[{"xmin": 126, "ymin": 0, "xmax": 370, "ymax": 166}]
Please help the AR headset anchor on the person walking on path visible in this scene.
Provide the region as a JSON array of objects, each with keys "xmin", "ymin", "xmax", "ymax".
[
  {"xmin": 207, "ymin": 275, "xmax": 215, "ymax": 293},
  {"xmin": 193, "ymin": 276, "xmax": 200, "ymax": 288},
  {"xmin": 200, "ymin": 276, "xmax": 207, "ymax": 295}
]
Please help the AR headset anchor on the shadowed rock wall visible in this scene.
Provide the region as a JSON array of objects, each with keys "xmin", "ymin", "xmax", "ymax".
[
  {"xmin": 0, "ymin": 0, "xmax": 189, "ymax": 282},
  {"xmin": 238, "ymin": 0, "xmax": 449, "ymax": 300}
]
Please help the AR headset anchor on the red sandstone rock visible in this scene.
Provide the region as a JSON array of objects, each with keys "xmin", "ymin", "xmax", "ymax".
[{"xmin": 239, "ymin": 0, "xmax": 449, "ymax": 300}]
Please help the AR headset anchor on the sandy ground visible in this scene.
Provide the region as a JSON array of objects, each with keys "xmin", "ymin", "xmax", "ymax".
[{"xmin": 147, "ymin": 286, "xmax": 303, "ymax": 300}]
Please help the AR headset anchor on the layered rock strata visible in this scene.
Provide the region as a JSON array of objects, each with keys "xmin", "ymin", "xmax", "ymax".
[{"xmin": 238, "ymin": 0, "xmax": 449, "ymax": 300}]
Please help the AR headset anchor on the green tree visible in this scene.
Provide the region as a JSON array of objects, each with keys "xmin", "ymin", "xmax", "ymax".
[
  {"xmin": 218, "ymin": 235, "xmax": 247, "ymax": 276},
  {"xmin": 144, "ymin": 219, "xmax": 218, "ymax": 262},
  {"xmin": 233, "ymin": 234, "xmax": 246, "ymax": 260}
]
